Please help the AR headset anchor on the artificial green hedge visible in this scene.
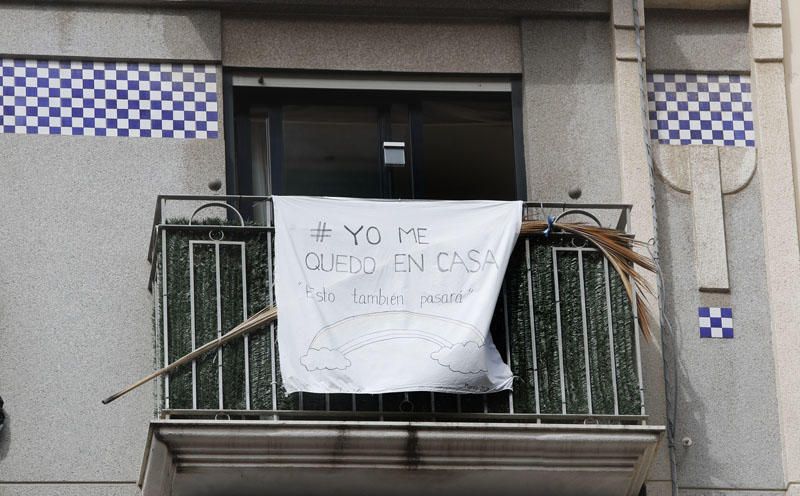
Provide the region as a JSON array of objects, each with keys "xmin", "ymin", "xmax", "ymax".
[{"xmin": 155, "ymin": 222, "xmax": 640, "ymax": 416}]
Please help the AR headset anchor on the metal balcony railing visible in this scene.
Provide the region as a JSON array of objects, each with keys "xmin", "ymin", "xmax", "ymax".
[{"xmin": 148, "ymin": 196, "xmax": 644, "ymax": 424}]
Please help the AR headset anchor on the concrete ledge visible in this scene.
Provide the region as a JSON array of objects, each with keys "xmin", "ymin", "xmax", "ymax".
[
  {"xmin": 0, "ymin": 4, "xmax": 221, "ymax": 62},
  {"xmin": 141, "ymin": 420, "xmax": 663, "ymax": 496},
  {"xmin": 222, "ymin": 16, "xmax": 521, "ymax": 73},
  {"xmin": 32, "ymin": 0, "xmax": 611, "ymax": 17}
]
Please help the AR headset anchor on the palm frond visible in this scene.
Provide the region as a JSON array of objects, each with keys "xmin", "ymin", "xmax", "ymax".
[{"xmin": 520, "ymin": 220, "xmax": 656, "ymax": 340}]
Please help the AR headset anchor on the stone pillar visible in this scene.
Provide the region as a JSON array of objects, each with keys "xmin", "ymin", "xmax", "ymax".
[
  {"xmin": 610, "ymin": 1, "xmax": 671, "ymax": 494},
  {"xmin": 752, "ymin": 1, "xmax": 800, "ymax": 494}
]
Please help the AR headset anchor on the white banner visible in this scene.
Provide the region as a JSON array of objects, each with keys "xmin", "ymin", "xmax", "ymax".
[{"xmin": 273, "ymin": 196, "xmax": 522, "ymax": 394}]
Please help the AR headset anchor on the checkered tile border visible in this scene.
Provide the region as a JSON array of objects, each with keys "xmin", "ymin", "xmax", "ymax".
[
  {"xmin": 648, "ymin": 73, "xmax": 754, "ymax": 148},
  {"xmin": 699, "ymin": 306, "xmax": 734, "ymax": 339},
  {"xmin": 1, "ymin": 59, "xmax": 218, "ymax": 139}
]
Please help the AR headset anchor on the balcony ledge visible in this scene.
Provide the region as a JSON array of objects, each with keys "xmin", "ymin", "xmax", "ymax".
[{"xmin": 140, "ymin": 419, "xmax": 664, "ymax": 496}]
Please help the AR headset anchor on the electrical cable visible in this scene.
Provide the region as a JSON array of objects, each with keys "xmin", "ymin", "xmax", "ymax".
[{"xmin": 630, "ymin": 1, "xmax": 680, "ymax": 495}]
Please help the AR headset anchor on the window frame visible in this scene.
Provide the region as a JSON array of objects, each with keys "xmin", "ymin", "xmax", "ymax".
[{"xmin": 223, "ymin": 71, "xmax": 528, "ymax": 202}]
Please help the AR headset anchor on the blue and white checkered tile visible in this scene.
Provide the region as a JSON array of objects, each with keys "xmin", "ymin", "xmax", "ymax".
[
  {"xmin": 648, "ymin": 73, "xmax": 754, "ymax": 148},
  {"xmin": 698, "ymin": 306, "xmax": 734, "ymax": 339},
  {"xmin": 0, "ymin": 59, "xmax": 218, "ymax": 139}
]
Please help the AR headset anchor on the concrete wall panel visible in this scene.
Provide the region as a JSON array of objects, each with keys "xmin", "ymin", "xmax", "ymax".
[
  {"xmin": 0, "ymin": 4, "xmax": 221, "ymax": 62},
  {"xmin": 645, "ymin": 10, "xmax": 750, "ymax": 72},
  {"xmin": 655, "ymin": 175, "xmax": 784, "ymax": 490},
  {"xmin": 222, "ymin": 16, "xmax": 521, "ymax": 73},
  {"xmin": 521, "ymin": 18, "xmax": 621, "ymax": 203}
]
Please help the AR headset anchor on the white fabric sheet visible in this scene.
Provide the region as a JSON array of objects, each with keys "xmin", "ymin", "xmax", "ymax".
[{"xmin": 273, "ymin": 196, "xmax": 522, "ymax": 394}]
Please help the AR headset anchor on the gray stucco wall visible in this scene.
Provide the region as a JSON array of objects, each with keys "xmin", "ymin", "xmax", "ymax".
[
  {"xmin": 655, "ymin": 170, "xmax": 785, "ymax": 491},
  {"xmin": 0, "ymin": 5, "xmax": 226, "ymax": 494},
  {"xmin": 521, "ymin": 18, "xmax": 621, "ymax": 203},
  {"xmin": 0, "ymin": 0, "xmax": 224, "ymax": 468},
  {"xmin": 0, "ymin": 7, "xmax": 502, "ymax": 494},
  {"xmin": 645, "ymin": 9, "xmax": 750, "ymax": 73},
  {"xmin": 0, "ymin": 133, "xmax": 225, "ymax": 491},
  {"xmin": 222, "ymin": 16, "xmax": 521, "ymax": 73}
]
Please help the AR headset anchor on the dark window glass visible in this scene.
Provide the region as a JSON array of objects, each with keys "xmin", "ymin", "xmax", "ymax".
[
  {"xmin": 419, "ymin": 100, "xmax": 515, "ymax": 200},
  {"xmin": 282, "ymin": 104, "xmax": 380, "ymax": 198}
]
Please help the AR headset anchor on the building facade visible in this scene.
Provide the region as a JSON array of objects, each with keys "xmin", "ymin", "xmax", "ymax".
[{"xmin": 0, "ymin": 0, "xmax": 798, "ymax": 495}]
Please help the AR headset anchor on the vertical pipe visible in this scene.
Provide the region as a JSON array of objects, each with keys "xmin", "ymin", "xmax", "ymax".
[
  {"xmin": 161, "ymin": 229, "xmax": 170, "ymax": 410},
  {"xmin": 603, "ymin": 258, "xmax": 620, "ymax": 415},
  {"xmin": 241, "ymin": 243, "xmax": 251, "ymax": 410},
  {"xmin": 577, "ymin": 250, "xmax": 594, "ymax": 414},
  {"xmin": 215, "ymin": 243, "xmax": 224, "ymax": 411},
  {"xmin": 188, "ymin": 241, "xmax": 198, "ymax": 410},
  {"xmin": 524, "ymin": 239, "xmax": 541, "ymax": 416},
  {"xmin": 551, "ymin": 248, "xmax": 567, "ymax": 414}
]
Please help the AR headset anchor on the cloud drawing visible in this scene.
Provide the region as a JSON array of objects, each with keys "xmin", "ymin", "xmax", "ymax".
[
  {"xmin": 301, "ymin": 347, "xmax": 352, "ymax": 371},
  {"xmin": 430, "ymin": 341, "xmax": 488, "ymax": 374}
]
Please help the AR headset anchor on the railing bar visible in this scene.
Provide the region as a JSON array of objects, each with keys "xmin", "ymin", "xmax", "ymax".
[
  {"xmin": 603, "ymin": 258, "xmax": 620, "ymax": 416},
  {"xmin": 524, "ymin": 239, "xmax": 541, "ymax": 417},
  {"xmin": 153, "ymin": 239, "xmax": 162, "ymax": 414},
  {"xmin": 550, "ymin": 246, "xmax": 599, "ymax": 253},
  {"xmin": 158, "ymin": 224, "xmax": 274, "ymax": 232},
  {"xmin": 631, "ymin": 282, "xmax": 646, "ymax": 417},
  {"xmin": 185, "ymin": 240, "xmax": 257, "ymax": 245},
  {"xmin": 156, "ymin": 194, "xmax": 273, "ymax": 202},
  {"xmin": 577, "ymin": 250, "xmax": 594, "ymax": 415},
  {"xmin": 325, "ymin": 394, "xmax": 330, "ymax": 412},
  {"xmin": 267, "ymin": 231, "xmax": 278, "ymax": 419},
  {"xmin": 161, "ymin": 229, "xmax": 170, "ymax": 410},
  {"xmin": 159, "ymin": 408, "xmax": 649, "ymax": 422},
  {"xmin": 502, "ymin": 280, "xmax": 514, "ymax": 415},
  {"xmin": 188, "ymin": 240, "xmax": 198, "ymax": 410},
  {"xmin": 267, "ymin": 197, "xmax": 274, "ymax": 228},
  {"xmin": 430, "ymin": 392, "xmax": 436, "ymax": 415},
  {"xmin": 241, "ymin": 243, "xmax": 251, "ymax": 411},
  {"xmin": 352, "ymin": 394, "xmax": 356, "ymax": 413},
  {"xmin": 215, "ymin": 243, "xmax": 224, "ymax": 411},
  {"xmin": 270, "ymin": 328, "xmax": 278, "ymax": 417},
  {"xmin": 155, "ymin": 196, "xmax": 634, "ymax": 211},
  {"xmin": 551, "ymin": 248, "xmax": 567, "ymax": 415},
  {"xmin": 153, "ymin": 196, "xmax": 632, "ymax": 210}
]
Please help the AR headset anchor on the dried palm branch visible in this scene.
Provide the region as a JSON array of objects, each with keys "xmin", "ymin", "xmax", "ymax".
[
  {"xmin": 102, "ymin": 306, "xmax": 277, "ymax": 404},
  {"xmin": 520, "ymin": 219, "xmax": 656, "ymax": 340}
]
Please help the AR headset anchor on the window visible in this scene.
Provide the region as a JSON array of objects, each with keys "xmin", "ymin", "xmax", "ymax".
[{"xmin": 227, "ymin": 79, "xmax": 526, "ymax": 212}]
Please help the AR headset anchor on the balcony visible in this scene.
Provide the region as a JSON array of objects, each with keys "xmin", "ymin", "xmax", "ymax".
[{"xmin": 140, "ymin": 196, "xmax": 663, "ymax": 496}]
